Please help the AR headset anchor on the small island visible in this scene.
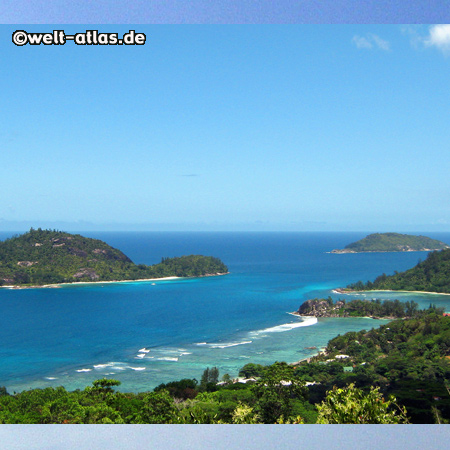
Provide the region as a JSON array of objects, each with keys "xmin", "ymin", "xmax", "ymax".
[
  {"xmin": 0, "ymin": 228, "xmax": 228, "ymax": 287},
  {"xmin": 295, "ymin": 297, "xmax": 420, "ymax": 319},
  {"xmin": 331, "ymin": 232, "xmax": 449, "ymax": 253},
  {"xmin": 344, "ymin": 247, "xmax": 450, "ymax": 294}
]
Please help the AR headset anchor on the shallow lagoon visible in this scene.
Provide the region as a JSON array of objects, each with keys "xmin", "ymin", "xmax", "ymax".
[{"xmin": 1, "ymin": 231, "xmax": 449, "ymax": 392}]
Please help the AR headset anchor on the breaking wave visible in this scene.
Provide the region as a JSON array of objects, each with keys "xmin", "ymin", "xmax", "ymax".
[
  {"xmin": 250, "ymin": 317, "xmax": 318, "ymax": 336},
  {"xmin": 195, "ymin": 340, "xmax": 252, "ymax": 349}
]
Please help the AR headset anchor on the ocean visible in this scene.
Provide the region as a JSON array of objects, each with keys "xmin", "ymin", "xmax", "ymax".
[{"xmin": 1, "ymin": 231, "xmax": 450, "ymax": 393}]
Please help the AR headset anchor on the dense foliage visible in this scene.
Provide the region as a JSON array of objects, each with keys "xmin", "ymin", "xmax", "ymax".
[
  {"xmin": 0, "ymin": 229, "xmax": 228, "ymax": 286},
  {"xmin": 338, "ymin": 233, "xmax": 449, "ymax": 252},
  {"xmin": 302, "ymin": 307, "xmax": 450, "ymax": 423},
  {"xmin": 2, "ymin": 309, "xmax": 449, "ymax": 424},
  {"xmin": 0, "ymin": 365, "xmax": 314, "ymax": 424},
  {"xmin": 315, "ymin": 383, "xmax": 408, "ymax": 424},
  {"xmin": 348, "ymin": 248, "xmax": 450, "ymax": 293}
]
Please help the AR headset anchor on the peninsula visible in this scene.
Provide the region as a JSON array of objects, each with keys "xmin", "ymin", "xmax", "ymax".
[
  {"xmin": 0, "ymin": 228, "xmax": 228, "ymax": 287},
  {"xmin": 295, "ymin": 297, "xmax": 420, "ymax": 319},
  {"xmin": 345, "ymin": 247, "xmax": 450, "ymax": 294},
  {"xmin": 331, "ymin": 232, "xmax": 449, "ymax": 254}
]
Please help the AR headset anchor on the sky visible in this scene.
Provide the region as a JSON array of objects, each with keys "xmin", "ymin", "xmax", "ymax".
[
  {"xmin": 1, "ymin": 24, "xmax": 450, "ymax": 232},
  {"xmin": 1, "ymin": 0, "xmax": 449, "ymax": 24},
  {"xmin": 2, "ymin": 17, "xmax": 450, "ymax": 448}
]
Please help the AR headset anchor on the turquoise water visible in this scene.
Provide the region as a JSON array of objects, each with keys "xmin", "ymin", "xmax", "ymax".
[{"xmin": 1, "ymin": 231, "xmax": 450, "ymax": 393}]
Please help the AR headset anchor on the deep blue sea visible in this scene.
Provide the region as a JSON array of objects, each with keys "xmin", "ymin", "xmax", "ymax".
[{"xmin": 1, "ymin": 231, "xmax": 450, "ymax": 393}]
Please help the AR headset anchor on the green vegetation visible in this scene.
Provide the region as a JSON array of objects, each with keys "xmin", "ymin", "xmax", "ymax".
[
  {"xmin": 348, "ymin": 248, "xmax": 450, "ymax": 293},
  {"xmin": 303, "ymin": 306, "xmax": 450, "ymax": 423},
  {"xmin": 2, "ymin": 307, "xmax": 449, "ymax": 424},
  {"xmin": 332, "ymin": 232, "xmax": 449, "ymax": 253},
  {"xmin": 297, "ymin": 297, "xmax": 420, "ymax": 318},
  {"xmin": 0, "ymin": 364, "xmax": 314, "ymax": 424},
  {"xmin": 0, "ymin": 228, "xmax": 228, "ymax": 286},
  {"xmin": 316, "ymin": 383, "xmax": 408, "ymax": 424}
]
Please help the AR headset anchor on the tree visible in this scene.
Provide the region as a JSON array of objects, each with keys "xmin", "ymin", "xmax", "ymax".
[
  {"xmin": 252, "ymin": 362, "xmax": 306, "ymax": 424},
  {"xmin": 40, "ymin": 395, "xmax": 86, "ymax": 424},
  {"xmin": 209, "ymin": 367, "xmax": 219, "ymax": 384},
  {"xmin": 405, "ymin": 300, "xmax": 419, "ymax": 318},
  {"xmin": 138, "ymin": 390, "xmax": 179, "ymax": 424},
  {"xmin": 200, "ymin": 367, "xmax": 220, "ymax": 391},
  {"xmin": 154, "ymin": 379, "xmax": 198, "ymax": 400},
  {"xmin": 0, "ymin": 387, "xmax": 9, "ymax": 397},
  {"xmin": 231, "ymin": 403, "xmax": 260, "ymax": 424},
  {"xmin": 220, "ymin": 373, "xmax": 232, "ymax": 385},
  {"xmin": 91, "ymin": 378, "xmax": 121, "ymax": 393},
  {"xmin": 85, "ymin": 379, "xmax": 121, "ymax": 403},
  {"xmin": 316, "ymin": 383, "xmax": 409, "ymax": 424},
  {"xmin": 239, "ymin": 363, "xmax": 266, "ymax": 378}
]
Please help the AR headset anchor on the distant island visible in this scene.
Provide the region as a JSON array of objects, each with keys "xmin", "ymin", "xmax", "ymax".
[
  {"xmin": 344, "ymin": 247, "xmax": 450, "ymax": 294},
  {"xmin": 295, "ymin": 297, "xmax": 420, "ymax": 319},
  {"xmin": 0, "ymin": 228, "xmax": 228, "ymax": 287},
  {"xmin": 331, "ymin": 232, "xmax": 449, "ymax": 253}
]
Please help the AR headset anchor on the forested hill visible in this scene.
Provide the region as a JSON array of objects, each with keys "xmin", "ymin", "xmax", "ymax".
[
  {"xmin": 332, "ymin": 233, "xmax": 449, "ymax": 253},
  {"xmin": 347, "ymin": 248, "xmax": 450, "ymax": 294},
  {"xmin": 0, "ymin": 228, "xmax": 228, "ymax": 286},
  {"xmin": 307, "ymin": 308, "xmax": 450, "ymax": 423}
]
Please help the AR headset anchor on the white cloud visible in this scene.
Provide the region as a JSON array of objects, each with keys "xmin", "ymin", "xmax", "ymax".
[
  {"xmin": 352, "ymin": 35, "xmax": 372, "ymax": 49},
  {"xmin": 402, "ymin": 24, "xmax": 450, "ymax": 55},
  {"xmin": 424, "ymin": 24, "xmax": 450, "ymax": 54},
  {"xmin": 352, "ymin": 34, "xmax": 390, "ymax": 51},
  {"xmin": 370, "ymin": 34, "xmax": 390, "ymax": 51}
]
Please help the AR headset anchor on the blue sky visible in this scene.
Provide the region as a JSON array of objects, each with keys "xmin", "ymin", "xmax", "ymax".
[
  {"xmin": 2, "ymin": 25, "xmax": 450, "ymax": 231},
  {"xmin": 1, "ymin": 1, "xmax": 449, "ymax": 23}
]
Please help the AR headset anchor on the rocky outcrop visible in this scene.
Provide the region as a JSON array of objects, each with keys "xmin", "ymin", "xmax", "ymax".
[
  {"xmin": 17, "ymin": 261, "xmax": 37, "ymax": 267},
  {"xmin": 73, "ymin": 268, "xmax": 100, "ymax": 280},
  {"xmin": 297, "ymin": 299, "xmax": 346, "ymax": 317}
]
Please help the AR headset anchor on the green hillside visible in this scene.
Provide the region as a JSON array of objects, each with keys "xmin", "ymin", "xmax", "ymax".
[
  {"xmin": 348, "ymin": 248, "xmax": 450, "ymax": 293},
  {"xmin": 332, "ymin": 233, "xmax": 449, "ymax": 253},
  {"xmin": 0, "ymin": 228, "xmax": 228, "ymax": 286},
  {"xmin": 306, "ymin": 308, "xmax": 450, "ymax": 423}
]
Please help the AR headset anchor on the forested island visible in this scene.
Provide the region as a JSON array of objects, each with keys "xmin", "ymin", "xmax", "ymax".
[
  {"xmin": 345, "ymin": 248, "xmax": 450, "ymax": 294},
  {"xmin": 1, "ymin": 305, "xmax": 448, "ymax": 424},
  {"xmin": 296, "ymin": 297, "xmax": 420, "ymax": 319},
  {"xmin": 0, "ymin": 228, "xmax": 228, "ymax": 287},
  {"xmin": 331, "ymin": 232, "xmax": 449, "ymax": 253}
]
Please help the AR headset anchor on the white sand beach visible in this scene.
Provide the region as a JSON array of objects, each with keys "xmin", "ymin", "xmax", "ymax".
[
  {"xmin": 1, "ymin": 272, "xmax": 228, "ymax": 289},
  {"xmin": 1, "ymin": 276, "xmax": 181, "ymax": 289},
  {"xmin": 333, "ymin": 288, "xmax": 450, "ymax": 297}
]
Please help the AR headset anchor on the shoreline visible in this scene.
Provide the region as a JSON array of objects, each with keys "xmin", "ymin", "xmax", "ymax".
[
  {"xmin": 1, "ymin": 272, "xmax": 229, "ymax": 290},
  {"xmin": 328, "ymin": 249, "xmax": 446, "ymax": 254},
  {"xmin": 289, "ymin": 349, "xmax": 328, "ymax": 366},
  {"xmin": 332, "ymin": 288, "xmax": 450, "ymax": 297},
  {"xmin": 291, "ymin": 309, "xmax": 396, "ymax": 321}
]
